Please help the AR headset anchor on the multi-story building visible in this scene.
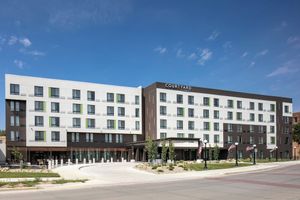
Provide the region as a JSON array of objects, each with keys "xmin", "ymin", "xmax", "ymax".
[
  {"xmin": 5, "ymin": 74, "xmax": 143, "ymax": 164},
  {"xmin": 143, "ymin": 82, "xmax": 293, "ymax": 160},
  {"xmin": 293, "ymin": 112, "xmax": 300, "ymax": 160},
  {"xmin": 5, "ymin": 74, "xmax": 293, "ymax": 163}
]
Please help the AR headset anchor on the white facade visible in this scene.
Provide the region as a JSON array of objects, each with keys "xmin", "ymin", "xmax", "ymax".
[
  {"xmin": 5, "ymin": 74, "xmax": 142, "ymax": 148},
  {"xmin": 156, "ymin": 88, "xmax": 292, "ymax": 149}
]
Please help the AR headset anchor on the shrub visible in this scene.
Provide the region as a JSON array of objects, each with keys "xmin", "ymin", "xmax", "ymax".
[
  {"xmin": 157, "ymin": 169, "xmax": 164, "ymax": 173},
  {"xmin": 152, "ymin": 165, "xmax": 158, "ymax": 170}
]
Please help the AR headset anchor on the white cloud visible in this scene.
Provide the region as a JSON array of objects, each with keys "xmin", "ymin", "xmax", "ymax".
[
  {"xmin": 249, "ymin": 61, "xmax": 255, "ymax": 67},
  {"xmin": 207, "ymin": 31, "xmax": 220, "ymax": 41},
  {"xmin": 19, "ymin": 48, "xmax": 45, "ymax": 56},
  {"xmin": 241, "ymin": 52, "xmax": 248, "ymax": 58},
  {"xmin": 197, "ymin": 48, "xmax": 212, "ymax": 65},
  {"xmin": 223, "ymin": 41, "xmax": 232, "ymax": 49},
  {"xmin": 287, "ymin": 36, "xmax": 300, "ymax": 48},
  {"xmin": 19, "ymin": 38, "xmax": 32, "ymax": 47},
  {"xmin": 14, "ymin": 59, "xmax": 24, "ymax": 69},
  {"xmin": 154, "ymin": 46, "xmax": 167, "ymax": 55},
  {"xmin": 176, "ymin": 48, "xmax": 184, "ymax": 58},
  {"xmin": 8, "ymin": 36, "xmax": 18, "ymax": 45},
  {"xmin": 188, "ymin": 52, "xmax": 197, "ymax": 60},
  {"xmin": 257, "ymin": 49, "xmax": 269, "ymax": 56},
  {"xmin": 267, "ymin": 60, "xmax": 300, "ymax": 77}
]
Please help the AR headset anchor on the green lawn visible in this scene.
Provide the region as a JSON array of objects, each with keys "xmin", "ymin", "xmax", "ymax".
[
  {"xmin": 184, "ymin": 162, "xmax": 251, "ymax": 171},
  {"xmin": 51, "ymin": 179, "xmax": 88, "ymax": 184},
  {"xmin": 0, "ymin": 172, "xmax": 60, "ymax": 178},
  {"xmin": 0, "ymin": 180, "xmax": 40, "ymax": 188},
  {"xmin": 241, "ymin": 159, "xmax": 292, "ymax": 163}
]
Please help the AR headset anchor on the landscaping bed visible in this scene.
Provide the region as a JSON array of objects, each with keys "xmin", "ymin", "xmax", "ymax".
[{"xmin": 0, "ymin": 168, "xmax": 60, "ymax": 178}]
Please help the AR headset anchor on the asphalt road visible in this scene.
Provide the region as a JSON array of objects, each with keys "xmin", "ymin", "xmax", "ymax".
[{"xmin": 1, "ymin": 163, "xmax": 300, "ymax": 200}]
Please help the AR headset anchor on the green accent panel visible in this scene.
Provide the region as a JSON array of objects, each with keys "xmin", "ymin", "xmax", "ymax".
[
  {"xmin": 114, "ymin": 120, "xmax": 116, "ymax": 129},
  {"xmin": 208, "ymin": 122, "xmax": 211, "ymax": 131},
  {"xmin": 80, "ymin": 104, "xmax": 83, "ymax": 114},
  {"xmin": 182, "ymin": 108, "xmax": 185, "ymax": 117},
  {"xmin": 49, "ymin": 117, "xmax": 51, "ymax": 127},
  {"xmin": 48, "ymin": 87, "xmax": 51, "ymax": 97},
  {"xmin": 208, "ymin": 98, "xmax": 210, "ymax": 106}
]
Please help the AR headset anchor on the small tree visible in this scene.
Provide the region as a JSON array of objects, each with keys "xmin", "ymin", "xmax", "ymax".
[
  {"xmin": 213, "ymin": 145, "xmax": 220, "ymax": 160},
  {"xmin": 168, "ymin": 141, "xmax": 175, "ymax": 162},
  {"xmin": 293, "ymin": 123, "xmax": 300, "ymax": 143},
  {"xmin": 161, "ymin": 140, "xmax": 168, "ymax": 165},
  {"xmin": 11, "ymin": 147, "xmax": 23, "ymax": 163},
  {"xmin": 208, "ymin": 145, "xmax": 213, "ymax": 160},
  {"xmin": 145, "ymin": 137, "xmax": 158, "ymax": 164}
]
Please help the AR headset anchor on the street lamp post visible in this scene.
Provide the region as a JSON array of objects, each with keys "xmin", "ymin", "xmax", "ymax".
[
  {"xmin": 204, "ymin": 140, "xmax": 208, "ymax": 170},
  {"xmin": 253, "ymin": 144, "xmax": 256, "ymax": 165},
  {"xmin": 235, "ymin": 142, "xmax": 239, "ymax": 166},
  {"xmin": 294, "ymin": 147, "xmax": 297, "ymax": 160},
  {"xmin": 275, "ymin": 146, "xmax": 278, "ymax": 162}
]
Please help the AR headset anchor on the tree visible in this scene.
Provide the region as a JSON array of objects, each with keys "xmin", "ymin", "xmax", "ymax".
[
  {"xmin": 293, "ymin": 123, "xmax": 300, "ymax": 143},
  {"xmin": 168, "ymin": 141, "xmax": 175, "ymax": 162},
  {"xmin": 213, "ymin": 145, "xmax": 220, "ymax": 160},
  {"xmin": 145, "ymin": 137, "xmax": 158, "ymax": 164},
  {"xmin": 208, "ymin": 145, "xmax": 213, "ymax": 160},
  {"xmin": 11, "ymin": 147, "xmax": 23, "ymax": 163},
  {"xmin": 161, "ymin": 140, "xmax": 168, "ymax": 165},
  {"xmin": 0, "ymin": 130, "xmax": 5, "ymax": 136}
]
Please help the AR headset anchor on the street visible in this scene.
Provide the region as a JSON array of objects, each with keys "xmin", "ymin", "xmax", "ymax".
[{"xmin": 1, "ymin": 163, "xmax": 300, "ymax": 200}]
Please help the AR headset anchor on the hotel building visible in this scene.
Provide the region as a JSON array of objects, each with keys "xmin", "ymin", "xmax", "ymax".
[{"xmin": 5, "ymin": 74, "xmax": 293, "ymax": 163}]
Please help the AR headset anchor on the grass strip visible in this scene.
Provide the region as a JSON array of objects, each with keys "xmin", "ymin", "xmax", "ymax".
[{"xmin": 0, "ymin": 172, "xmax": 60, "ymax": 178}]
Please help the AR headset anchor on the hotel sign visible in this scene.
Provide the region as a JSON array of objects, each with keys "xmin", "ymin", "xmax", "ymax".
[{"xmin": 164, "ymin": 83, "xmax": 192, "ymax": 91}]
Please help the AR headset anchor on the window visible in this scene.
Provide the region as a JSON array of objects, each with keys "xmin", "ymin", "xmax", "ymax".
[
  {"xmin": 258, "ymin": 114, "xmax": 263, "ymax": 122},
  {"xmin": 177, "ymin": 107, "xmax": 184, "ymax": 117},
  {"xmin": 35, "ymin": 131, "xmax": 44, "ymax": 141},
  {"xmin": 284, "ymin": 117, "xmax": 289, "ymax": 124},
  {"xmin": 118, "ymin": 107, "xmax": 125, "ymax": 116},
  {"xmin": 237, "ymin": 101, "xmax": 242, "ymax": 109},
  {"xmin": 73, "ymin": 118, "xmax": 81, "ymax": 128},
  {"xmin": 87, "ymin": 91, "xmax": 95, "ymax": 101},
  {"xmin": 270, "ymin": 115, "xmax": 275, "ymax": 123},
  {"xmin": 10, "ymin": 131, "xmax": 19, "ymax": 141},
  {"xmin": 35, "ymin": 116, "xmax": 44, "ymax": 127},
  {"xmin": 250, "ymin": 113, "xmax": 255, "ymax": 122},
  {"xmin": 51, "ymin": 131, "xmax": 60, "ymax": 142},
  {"xmin": 107, "ymin": 106, "xmax": 114, "ymax": 116},
  {"xmin": 258, "ymin": 103, "xmax": 263, "ymax": 111},
  {"xmin": 135, "ymin": 95, "xmax": 140, "ymax": 105},
  {"xmin": 176, "ymin": 94, "xmax": 183, "ymax": 104},
  {"xmin": 188, "ymin": 95, "xmax": 194, "ymax": 105},
  {"xmin": 73, "ymin": 104, "xmax": 81, "ymax": 114},
  {"xmin": 34, "ymin": 86, "xmax": 43, "ymax": 97},
  {"xmin": 10, "ymin": 84, "xmax": 20, "ymax": 95},
  {"xmin": 213, "ymin": 98, "xmax": 219, "ymax": 107},
  {"xmin": 71, "ymin": 132, "xmax": 80, "ymax": 142},
  {"xmin": 177, "ymin": 120, "xmax": 183, "ymax": 130},
  {"xmin": 188, "ymin": 121, "xmax": 194, "ymax": 130},
  {"xmin": 203, "ymin": 109, "xmax": 209, "ymax": 118},
  {"xmin": 237, "ymin": 125, "xmax": 243, "ymax": 133},
  {"xmin": 250, "ymin": 125, "xmax": 254, "ymax": 133},
  {"xmin": 227, "ymin": 100, "xmax": 233, "ymax": 108},
  {"xmin": 227, "ymin": 124, "xmax": 233, "ymax": 132},
  {"xmin": 237, "ymin": 112, "xmax": 242, "ymax": 121},
  {"xmin": 10, "ymin": 101, "xmax": 15, "ymax": 111},
  {"xmin": 284, "ymin": 105, "xmax": 289, "ymax": 113},
  {"xmin": 160, "ymin": 92, "xmax": 166, "ymax": 102},
  {"xmin": 203, "ymin": 122, "xmax": 210, "ymax": 131},
  {"xmin": 227, "ymin": 111, "xmax": 233, "ymax": 120},
  {"xmin": 87, "ymin": 118, "xmax": 95, "ymax": 128},
  {"xmin": 214, "ymin": 135, "xmax": 219, "ymax": 143},
  {"xmin": 50, "ymin": 87, "xmax": 59, "ymax": 98},
  {"xmin": 135, "ymin": 121, "xmax": 140, "ymax": 130},
  {"xmin": 50, "ymin": 117, "xmax": 60, "ymax": 127},
  {"xmin": 87, "ymin": 105, "xmax": 95, "ymax": 115},
  {"xmin": 258, "ymin": 137, "xmax": 264, "ymax": 144},
  {"xmin": 160, "ymin": 119, "xmax": 167, "ymax": 129},
  {"xmin": 249, "ymin": 102, "xmax": 255, "ymax": 110},
  {"xmin": 227, "ymin": 135, "xmax": 233, "ymax": 143},
  {"xmin": 133, "ymin": 135, "xmax": 137, "ymax": 142},
  {"xmin": 15, "ymin": 102, "xmax": 20, "ymax": 111},
  {"xmin": 249, "ymin": 136, "xmax": 254, "ymax": 144},
  {"xmin": 107, "ymin": 120, "xmax": 115, "ymax": 129},
  {"xmin": 214, "ymin": 110, "xmax": 219, "ymax": 119},
  {"xmin": 117, "ymin": 94, "xmax": 125, "ymax": 103},
  {"xmin": 35, "ymin": 101, "xmax": 44, "ymax": 112},
  {"xmin": 72, "ymin": 89, "xmax": 80, "ymax": 100},
  {"xmin": 10, "ymin": 115, "xmax": 14, "ymax": 126},
  {"xmin": 237, "ymin": 135, "xmax": 242, "ymax": 143},
  {"xmin": 188, "ymin": 134, "xmax": 194, "ymax": 138},
  {"xmin": 270, "ymin": 104, "xmax": 275, "ymax": 112},
  {"xmin": 270, "ymin": 126, "xmax": 275, "ymax": 133},
  {"xmin": 203, "ymin": 97, "xmax": 210, "ymax": 106},
  {"xmin": 107, "ymin": 93, "xmax": 114, "ymax": 102},
  {"xmin": 118, "ymin": 120, "xmax": 125, "ymax": 130},
  {"xmin": 188, "ymin": 108, "xmax": 194, "ymax": 117},
  {"xmin": 214, "ymin": 122, "xmax": 219, "ymax": 131},
  {"xmin": 258, "ymin": 126, "xmax": 264, "ymax": 133},
  {"xmin": 160, "ymin": 132, "xmax": 167, "ymax": 139},
  {"xmin": 135, "ymin": 108, "xmax": 140, "ymax": 117},
  {"xmin": 160, "ymin": 106, "xmax": 167, "ymax": 116},
  {"xmin": 270, "ymin": 136, "xmax": 275, "ymax": 144},
  {"xmin": 51, "ymin": 102, "xmax": 59, "ymax": 113},
  {"xmin": 116, "ymin": 134, "xmax": 123, "ymax": 143},
  {"xmin": 105, "ymin": 134, "xmax": 112, "ymax": 143},
  {"xmin": 85, "ymin": 133, "xmax": 94, "ymax": 142},
  {"xmin": 177, "ymin": 133, "xmax": 184, "ymax": 138},
  {"xmin": 203, "ymin": 134, "xmax": 209, "ymax": 142},
  {"xmin": 284, "ymin": 127, "xmax": 289, "ymax": 134},
  {"xmin": 15, "ymin": 116, "xmax": 20, "ymax": 126}
]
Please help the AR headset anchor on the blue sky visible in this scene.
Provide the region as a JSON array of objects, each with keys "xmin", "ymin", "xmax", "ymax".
[{"xmin": 0, "ymin": 0, "xmax": 300, "ymax": 129}]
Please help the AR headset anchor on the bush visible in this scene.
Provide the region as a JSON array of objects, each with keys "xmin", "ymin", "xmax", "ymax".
[
  {"xmin": 168, "ymin": 164, "xmax": 174, "ymax": 171},
  {"xmin": 157, "ymin": 169, "xmax": 164, "ymax": 173},
  {"xmin": 152, "ymin": 165, "xmax": 158, "ymax": 170}
]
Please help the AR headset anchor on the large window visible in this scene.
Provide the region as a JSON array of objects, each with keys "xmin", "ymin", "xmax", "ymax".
[
  {"xmin": 237, "ymin": 112, "xmax": 242, "ymax": 121},
  {"xmin": 258, "ymin": 114, "xmax": 263, "ymax": 122},
  {"xmin": 160, "ymin": 92, "xmax": 166, "ymax": 102},
  {"xmin": 270, "ymin": 104, "xmax": 275, "ymax": 112},
  {"xmin": 177, "ymin": 133, "xmax": 184, "ymax": 138},
  {"xmin": 177, "ymin": 107, "xmax": 184, "ymax": 117},
  {"xmin": 249, "ymin": 125, "xmax": 254, "ymax": 133},
  {"xmin": 270, "ymin": 126, "xmax": 275, "ymax": 133},
  {"xmin": 86, "ymin": 133, "xmax": 94, "ymax": 142},
  {"xmin": 35, "ymin": 101, "xmax": 44, "ymax": 112},
  {"xmin": 71, "ymin": 132, "xmax": 80, "ymax": 142},
  {"xmin": 135, "ymin": 95, "xmax": 140, "ymax": 105},
  {"xmin": 10, "ymin": 116, "xmax": 15, "ymax": 126},
  {"xmin": 203, "ymin": 122, "xmax": 210, "ymax": 131},
  {"xmin": 73, "ymin": 118, "xmax": 81, "ymax": 128},
  {"xmin": 160, "ymin": 132, "xmax": 167, "ymax": 139},
  {"xmin": 214, "ymin": 122, "xmax": 219, "ymax": 131},
  {"xmin": 34, "ymin": 86, "xmax": 43, "ymax": 97},
  {"xmin": 227, "ymin": 135, "xmax": 232, "ymax": 143},
  {"xmin": 188, "ymin": 95, "xmax": 194, "ymax": 105},
  {"xmin": 135, "ymin": 121, "xmax": 140, "ymax": 130},
  {"xmin": 214, "ymin": 135, "xmax": 220, "ymax": 143},
  {"xmin": 177, "ymin": 120, "xmax": 183, "ymax": 130},
  {"xmin": 107, "ymin": 93, "xmax": 114, "ymax": 102},
  {"xmin": 227, "ymin": 124, "xmax": 233, "ymax": 132},
  {"xmin": 270, "ymin": 115, "xmax": 275, "ymax": 123},
  {"xmin": 227, "ymin": 100, "xmax": 234, "ymax": 108},
  {"xmin": 249, "ymin": 136, "xmax": 254, "ymax": 144},
  {"xmin": 188, "ymin": 121, "xmax": 194, "ymax": 130},
  {"xmin": 15, "ymin": 116, "xmax": 20, "ymax": 126},
  {"xmin": 118, "ymin": 107, "xmax": 125, "ymax": 116},
  {"xmin": 203, "ymin": 97, "xmax": 210, "ymax": 106},
  {"xmin": 107, "ymin": 120, "xmax": 115, "ymax": 129},
  {"xmin": 72, "ymin": 89, "xmax": 81, "ymax": 100},
  {"xmin": 160, "ymin": 106, "xmax": 167, "ymax": 116},
  {"xmin": 87, "ymin": 119, "xmax": 95, "ymax": 128},
  {"xmin": 214, "ymin": 98, "xmax": 219, "ymax": 107},
  {"xmin": 135, "ymin": 108, "xmax": 140, "ymax": 117},
  {"xmin": 203, "ymin": 134, "xmax": 209, "ymax": 142},
  {"xmin": 249, "ymin": 102, "xmax": 255, "ymax": 110},
  {"xmin": 73, "ymin": 104, "xmax": 81, "ymax": 114},
  {"xmin": 214, "ymin": 110, "xmax": 219, "ymax": 119},
  {"xmin": 203, "ymin": 109, "xmax": 209, "ymax": 118},
  {"xmin": 10, "ymin": 84, "xmax": 20, "ymax": 95},
  {"xmin": 35, "ymin": 131, "xmax": 44, "ymax": 141},
  {"xmin": 107, "ymin": 106, "xmax": 114, "ymax": 116},
  {"xmin": 10, "ymin": 131, "xmax": 19, "ymax": 141},
  {"xmin": 237, "ymin": 125, "xmax": 243, "ymax": 133},
  {"xmin": 118, "ymin": 120, "xmax": 125, "ymax": 130},
  {"xmin": 87, "ymin": 105, "xmax": 95, "ymax": 115},
  {"xmin": 50, "ymin": 117, "xmax": 60, "ymax": 127},
  {"xmin": 250, "ymin": 113, "xmax": 255, "ymax": 122},
  {"xmin": 227, "ymin": 111, "xmax": 233, "ymax": 120},
  {"xmin": 160, "ymin": 119, "xmax": 167, "ymax": 129},
  {"xmin": 284, "ymin": 105, "xmax": 289, "ymax": 113},
  {"xmin": 87, "ymin": 91, "xmax": 95, "ymax": 101},
  {"xmin": 51, "ymin": 102, "xmax": 59, "ymax": 113},
  {"xmin": 237, "ymin": 101, "xmax": 242, "ymax": 109},
  {"xmin": 116, "ymin": 94, "xmax": 125, "ymax": 103},
  {"xmin": 188, "ymin": 108, "xmax": 194, "ymax": 117},
  {"xmin": 35, "ymin": 116, "xmax": 44, "ymax": 127},
  {"xmin": 116, "ymin": 134, "xmax": 123, "ymax": 143},
  {"xmin": 176, "ymin": 94, "xmax": 183, "ymax": 104},
  {"xmin": 51, "ymin": 131, "xmax": 60, "ymax": 142},
  {"xmin": 49, "ymin": 87, "xmax": 59, "ymax": 98},
  {"xmin": 258, "ymin": 103, "xmax": 263, "ymax": 111}
]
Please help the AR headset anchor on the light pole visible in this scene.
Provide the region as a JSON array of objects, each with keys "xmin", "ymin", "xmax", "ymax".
[
  {"xmin": 253, "ymin": 144, "xmax": 256, "ymax": 165},
  {"xmin": 235, "ymin": 142, "xmax": 239, "ymax": 166},
  {"xmin": 294, "ymin": 147, "xmax": 297, "ymax": 160},
  {"xmin": 204, "ymin": 140, "xmax": 208, "ymax": 170},
  {"xmin": 275, "ymin": 146, "xmax": 278, "ymax": 162}
]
